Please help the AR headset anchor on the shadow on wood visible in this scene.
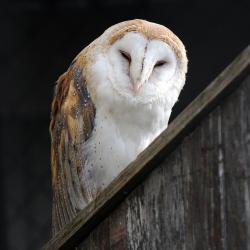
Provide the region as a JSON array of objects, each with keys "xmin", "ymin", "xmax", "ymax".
[{"xmin": 42, "ymin": 45, "xmax": 250, "ymax": 250}]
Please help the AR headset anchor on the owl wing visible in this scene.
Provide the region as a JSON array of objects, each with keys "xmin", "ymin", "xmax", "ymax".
[{"xmin": 50, "ymin": 57, "xmax": 97, "ymax": 233}]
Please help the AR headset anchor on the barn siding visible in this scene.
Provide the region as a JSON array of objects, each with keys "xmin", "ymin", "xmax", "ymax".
[{"xmin": 77, "ymin": 75, "xmax": 250, "ymax": 250}]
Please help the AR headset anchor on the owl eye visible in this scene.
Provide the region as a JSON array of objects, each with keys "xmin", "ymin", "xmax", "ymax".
[
  {"xmin": 154, "ymin": 60, "xmax": 167, "ymax": 68},
  {"xmin": 120, "ymin": 50, "xmax": 131, "ymax": 63}
]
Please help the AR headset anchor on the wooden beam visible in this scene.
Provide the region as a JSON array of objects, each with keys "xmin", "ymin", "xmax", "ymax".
[{"xmin": 42, "ymin": 45, "xmax": 250, "ymax": 250}]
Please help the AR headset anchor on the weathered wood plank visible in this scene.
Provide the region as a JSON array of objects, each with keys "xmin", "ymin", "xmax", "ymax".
[
  {"xmin": 109, "ymin": 203, "xmax": 128, "ymax": 250},
  {"xmin": 76, "ymin": 217, "xmax": 110, "ymax": 250},
  {"xmin": 221, "ymin": 75, "xmax": 250, "ymax": 249},
  {"xmin": 42, "ymin": 46, "xmax": 250, "ymax": 250}
]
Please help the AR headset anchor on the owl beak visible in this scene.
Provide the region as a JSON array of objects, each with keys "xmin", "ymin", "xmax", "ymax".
[{"xmin": 132, "ymin": 80, "xmax": 142, "ymax": 94}]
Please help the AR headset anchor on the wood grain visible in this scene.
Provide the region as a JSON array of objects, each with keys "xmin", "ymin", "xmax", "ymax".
[{"xmin": 42, "ymin": 45, "xmax": 250, "ymax": 250}]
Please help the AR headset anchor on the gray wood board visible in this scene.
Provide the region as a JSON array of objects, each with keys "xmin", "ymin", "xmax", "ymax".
[{"xmin": 42, "ymin": 46, "xmax": 250, "ymax": 250}]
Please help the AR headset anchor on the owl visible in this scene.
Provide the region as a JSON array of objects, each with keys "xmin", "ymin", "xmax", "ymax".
[{"xmin": 50, "ymin": 19, "xmax": 187, "ymax": 233}]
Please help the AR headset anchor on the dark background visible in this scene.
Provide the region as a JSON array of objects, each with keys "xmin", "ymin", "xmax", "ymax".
[{"xmin": 0, "ymin": 0, "xmax": 249, "ymax": 249}]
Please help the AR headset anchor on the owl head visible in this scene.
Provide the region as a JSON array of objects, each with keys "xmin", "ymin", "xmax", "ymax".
[{"xmin": 85, "ymin": 19, "xmax": 187, "ymax": 109}]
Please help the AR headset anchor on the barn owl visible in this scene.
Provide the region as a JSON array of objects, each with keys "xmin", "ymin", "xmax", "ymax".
[{"xmin": 50, "ymin": 19, "xmax": 187, "ymax": 233}]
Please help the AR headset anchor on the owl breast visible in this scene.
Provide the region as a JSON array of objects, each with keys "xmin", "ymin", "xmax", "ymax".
[{"xmin": 82, "ymin": 98, "xmax": 172, "ymax": 191}]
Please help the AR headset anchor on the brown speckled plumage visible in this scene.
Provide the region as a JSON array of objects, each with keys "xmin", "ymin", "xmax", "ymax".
[{"xmin": 50, "ymin": 59, "xmax": 96, "ymax": 234}]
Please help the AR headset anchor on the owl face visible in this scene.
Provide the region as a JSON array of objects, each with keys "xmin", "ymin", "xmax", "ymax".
[
  {"xmin": 88, "ymin": 31, "xmax": 185, "ymax": 108},
  {"xmin": 106, "ymin": 32, "xmax": 177, "ymax": 101}
]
